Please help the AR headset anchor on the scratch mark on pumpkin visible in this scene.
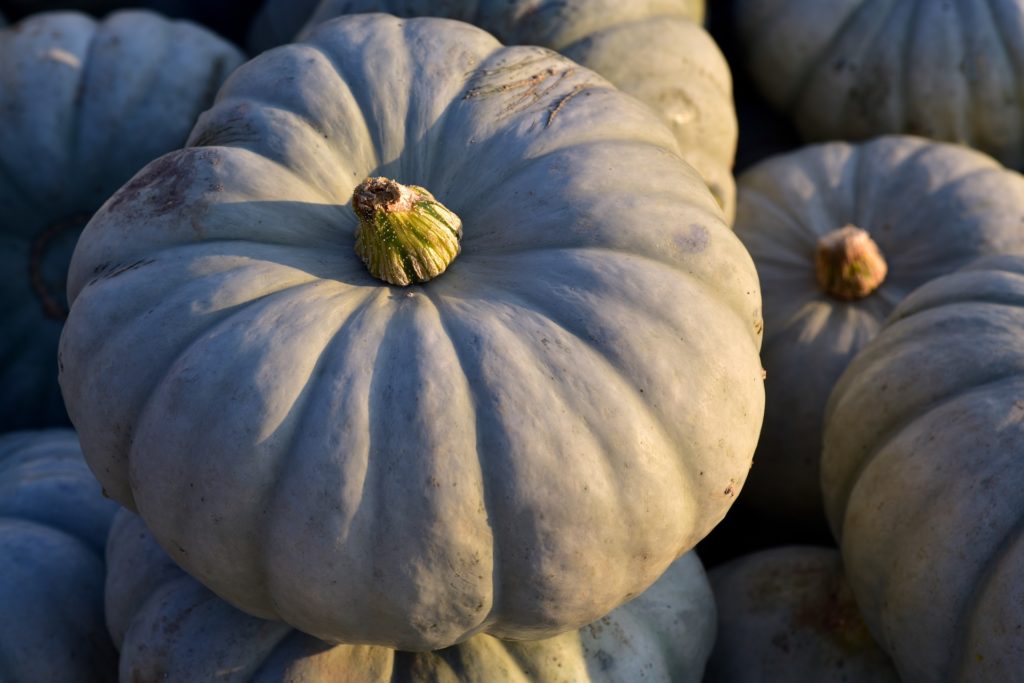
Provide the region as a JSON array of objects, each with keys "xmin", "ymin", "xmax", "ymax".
[
  {"xmin": 463, "ymin": 54, "xmax": 578, "ymax": 121},
  {"xmin": 546, "ymin": 84, "xmax": 586, "ymax": 127}
]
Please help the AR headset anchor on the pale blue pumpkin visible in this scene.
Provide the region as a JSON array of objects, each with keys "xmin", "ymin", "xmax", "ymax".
[{"xmin": 0, "ymin": 10, "xmax": 243, "ymax": 432}]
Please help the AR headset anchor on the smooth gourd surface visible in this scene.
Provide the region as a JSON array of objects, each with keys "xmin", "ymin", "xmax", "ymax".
[
  {"xmin": 823, "ymin": 254, "xmax": 1024, "ymax": 681},
  {"xmin": 0, "ymin": 10, "xmax": 242, "ymax": 432},
  {"xmin": 735, "ymin": 0, "xmax": 1024, "ymax": 168},
  {"xmin": 0, "ymin": 429, "xmax": 120, "ymax": 683},
  {"xmin": 107, "ymin": 510, "xmax": 717, "ymax": 683},
  {"xmin": 60, "ymin": 14, "xmax": 764, "ymax": 650},
  {"xmin": 734, "ymin": 135, "xmax": 1024, "ymax": 524},
  {"xmin": 706, "ymin": 546, "xmax": 898, "ymax": 683}
]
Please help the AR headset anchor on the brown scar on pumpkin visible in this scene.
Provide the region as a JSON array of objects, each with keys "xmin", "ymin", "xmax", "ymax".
[{"xmin": 463, "ymin": 54, "xmax": 584, "ymax": 121}]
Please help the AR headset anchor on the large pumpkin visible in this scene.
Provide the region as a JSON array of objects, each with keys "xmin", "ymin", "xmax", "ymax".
[
  {"xmin": 822, "ymin": 254, "xmax": 1024, "ymax": 681},
  {"xmin": 733, "ymin": 135, "xmax": 1024, "ymax": 524},
  {"xmin": 250, "ymin": 0, "xmax": 736, "ymax": 218},
  {"xmin": 107, "ymin": 510, "xmax": 717, "ymax": 682},
  {"xmin": 734, "ymin": 0, "xmax": 1024, "ymax": 168},
  {"xmin": 59, "ymin": 14, "xmax": 764, "ymax": 650},
  {"xmin": 705, "ymin": 546, "xmax": 898, "ymax": 683},
  {"xmin": 0, "ymin": 10, "xmax": 243, "ymax": 432},
  {"xmin": 0, "ymin": 429, "xmax": 119, "ymax": 682}
]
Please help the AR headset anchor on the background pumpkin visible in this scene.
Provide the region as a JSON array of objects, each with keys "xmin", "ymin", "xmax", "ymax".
[
  {"xmin": 107, "ymin": 510, "xmax": 717, "ymax": 682},
  {"xmin": 734, "ymin": 0, "xmax": 1024, "ymax": 168},
  {"xmin": 705, "ymin": 545, "xmax": 898, "ymax": 682},
  {"xmin": 733, "ymin": 135, "xmax": 1024, "ymax": 528},
  {"xmin": 0, "ymin": 429, "xmax": 119, "ymax": 682},
  {"xmin": 0, "ymin": 0, "xmax": 263, "ymax": 43},
  {"xmin": 59, "ymin": 14, "xmax": 764, "ymax": 650},
  {"xmin": 0, "ymin": 10, "xmax": 243, "ymax": 432},
  {"xmin": 250, "ymin": 0, "xmax": 706, "ymax": 53},
  {"xmin": 822, "ymin": 254, "xmax": 1024, "ymax": 682},
  {"xmin": 250, "ymin": 0, "xmax": 736, "ymax": 219}
]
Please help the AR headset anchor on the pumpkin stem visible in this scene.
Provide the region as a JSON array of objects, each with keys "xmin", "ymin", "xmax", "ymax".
[
  {"xmin": 351, "ymin": 177, "xmax": 463, "ymax": 286},
  {"xmin": 814, "ymin": 226, "xmax": 887, "ymax": 301}
]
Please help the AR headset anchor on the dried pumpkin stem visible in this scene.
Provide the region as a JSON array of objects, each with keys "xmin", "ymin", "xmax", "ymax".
[
  {"xmin": 815, "ymin": 226, "xmax": 887, "ymax": 301},
  {"xmin": 351, "ymin": 177, "xmax": 462, "ymax": 286}
]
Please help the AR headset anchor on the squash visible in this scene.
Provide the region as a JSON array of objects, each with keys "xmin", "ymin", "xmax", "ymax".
[
  {"xmin": 59, "ymin": 14, "xmax": 764, "ymax": 650},
  {"xmin": 734, "ymin": 0, "xmax": 1024, "ymax": 168},
  {"xmin": 0, "ymin": 429, "xmax": 119, "ymax": 682},
  {"xmin": 733, "ymin": 135, "xmax": 1024, "ymax": 525},
  {"xmin": 822, "ymin": 254, "xmax": 1024, "ymax": 682},
  {"xmin": 0, "ymin": 10, "xmax": 243, "ymax": 432},
  {"xmin": 705, "ymin": 546, "xmax": 898, "ymax": 683},
  {"xmin": 250, "ymin": 0, "xmax": 706, "ymax": 53},
  {"xmin": 0, "ymin": 1, "xmax": 264, "ymax": 43},
  {"xmin": 250, "ymin": 0, "xmax": 736, "ymax": 218},
  {"xmin": 107, "ymin": 510, "xmax": 717, "ymax": 682}
]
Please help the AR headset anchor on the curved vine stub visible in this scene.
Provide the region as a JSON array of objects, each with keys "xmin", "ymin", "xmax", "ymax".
[
  {"xmin": 351, "ymin": 177, "xmax": 463, "ymax": 286},
  {"xmin": 30, "ymin": 212, "xmax": 92, "ymax": 320},
  {"xmin": 814, "ymin": 226, "xmax": 888, "ymax": 301}
]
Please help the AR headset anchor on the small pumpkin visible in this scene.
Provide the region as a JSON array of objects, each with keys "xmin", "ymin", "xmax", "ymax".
[
  {"xmin": 705, "ymin": 546, "xmax": 898, "ymax": 683},
  {"xmin": 251, "ymin": 0, "xmax": 736, "ymax": 218},
  {"xmin": 107, "ymin": 510, "xmax": 717, "ymax": 682},
  {"xmin": 0, "ymin": 429, "xmax": 119, "ymax": 682},
  {"xmin": 60, "ymin": 14, "xmax": 764, "ymax": 650},
  {"xmin": 734, "ymin": 0, "xmax": 1024, "ymax": 168},
  {"xmin": 733, "ymin": 135, "xmax": 1024, "ymax": 525},
  {"xmin": 822, "ymin": 254, "xmax": 1024, "ymax": 682},
  {"xmin": 0, "ymin": 10, "xmax": 243, "ymax": 432}
]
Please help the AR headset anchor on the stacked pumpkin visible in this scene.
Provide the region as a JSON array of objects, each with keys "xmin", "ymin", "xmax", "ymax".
[
  {"xmin": 0, "ymin": 1, "xmax": 772, "ymax": 681},
  {"xmin": 705, "ymin": 1, "xmax": 1024, "ymax": 681},
  {"xmin": 5, "ymin": 0, "xmax": 1024, "ymax": 681}
]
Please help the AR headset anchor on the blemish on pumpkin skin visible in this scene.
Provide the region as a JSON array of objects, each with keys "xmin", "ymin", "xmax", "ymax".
[{"xmin": 675, "ymin": 224, "xmax": 709, "ymax": 253}]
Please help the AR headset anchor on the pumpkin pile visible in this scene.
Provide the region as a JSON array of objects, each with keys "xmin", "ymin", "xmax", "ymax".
[{"xmin": 0, "ymin": 1, "xmax": 1022, "ymax": 681}]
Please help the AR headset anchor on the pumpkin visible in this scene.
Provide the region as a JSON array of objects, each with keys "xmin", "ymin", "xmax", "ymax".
[
  {"xmin": 0, "ymin": 1, "xmax": 264, "ymax": 43},
  {"xmin": 705, "ymin": 545, "xmax": 898, "ymax": 683},
  {"xmin": 0, "ymin": 10, "xmax": 243, "ymax": 432},
  {"xmin": 59, "ymin": 14, "xmax": 764, "ymax": 650},
  {"xmin": 0, "ymin": 429, "xmax": 119, "ymax": 682},
  {"xmin": 734, "ymin": 0, "xmax": 1024, "ymax": 168},
  {"xmin": 250, "ymin": 0, "xmax": 736, "ymax": 218},
  {"xmin": 250, "ymin": 0, "xmax": 706, "ymax": 54},
  {"xmin": 107, "ymin": 510, "xmax": 716, "ymax": 682},
  {"xmin": 733, "ymin": 135, "xmax": 1024, "ymax": 525},
  {"xmin": 822, "ymin": 254, "xmax": 1024, "ymax": 681}
]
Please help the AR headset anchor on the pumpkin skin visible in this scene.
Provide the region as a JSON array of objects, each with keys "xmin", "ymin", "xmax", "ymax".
[
  {"xmin": 250, "ymin": 0, "xmax": 735, "ymax": 218},
  {"xmin": 705, "ymin": 546, "xmax": 898, "ymax": 683},
  {"xmin": 0, "ymin": 10, "xmax": 243, "ymax": 432},
  {"xmin": 0, "ymin": 429, "xmax": 119, "ymax": 682},
  {"xmin": 59, "ymin": 14, "xmax": 764, "ymax": 650},
  {"xmin": 250, "ymin": 0, "xmax": 706, "ymax": 54},
  {"xmin": 734, "ymin": 0, "xmax": 1024, "ymax": 168},
  {"xmin": 107, "ymin": 510, "xmax": 717, "ymax": 682},
  {"xmin": 733, "ymin": 135, "xmax": 1024, "ymax": 525},
  {"xmin": 822, "ymin": 254, "xmax": 1024, "ymax": 682},
  {"xmin": 0, "ymin": 1, "xmax": 264, "ymax": 43}
]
